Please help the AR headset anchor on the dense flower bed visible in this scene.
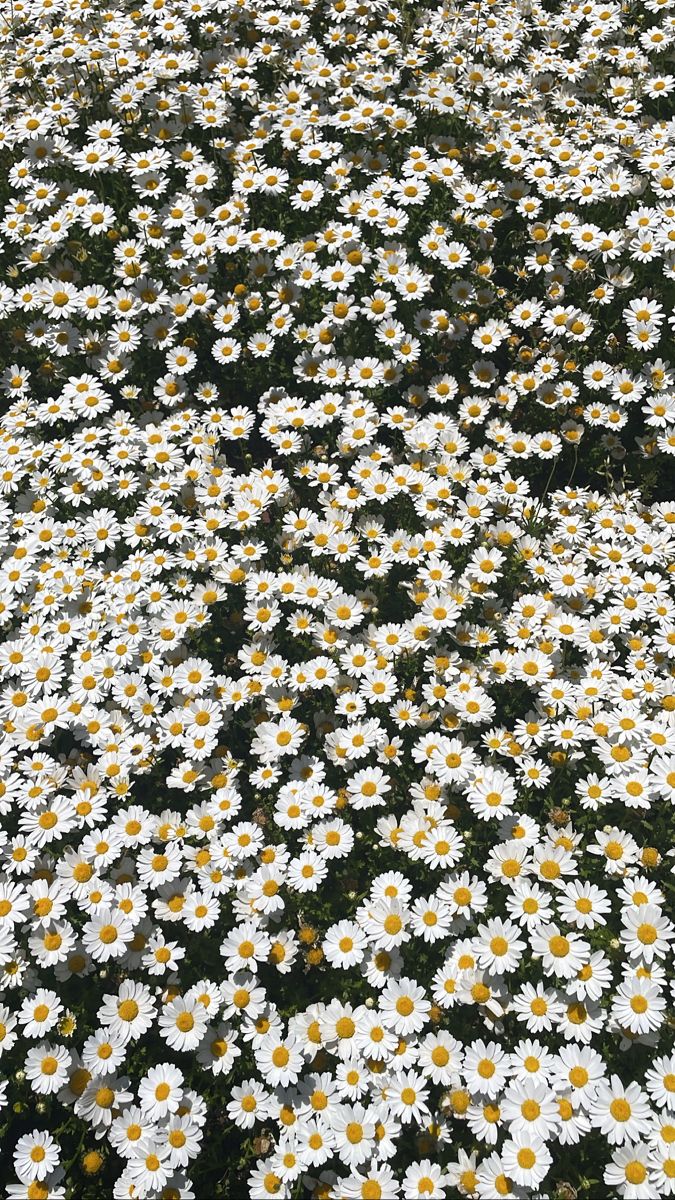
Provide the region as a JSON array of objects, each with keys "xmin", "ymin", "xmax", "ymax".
[{"xmin": 1, "ymin": 0, "xmax": 675, "ymax": 1196}]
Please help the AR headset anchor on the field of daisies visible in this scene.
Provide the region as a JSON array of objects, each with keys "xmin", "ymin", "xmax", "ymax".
[{"xmin": 1, "ymin": 0, "xmax": 675, "ymax": 1197}]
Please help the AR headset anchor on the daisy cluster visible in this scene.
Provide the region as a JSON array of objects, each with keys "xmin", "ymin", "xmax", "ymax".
[{"xmin": 0, "ymin": 0, "xmax": 675, "ymax": 1196}]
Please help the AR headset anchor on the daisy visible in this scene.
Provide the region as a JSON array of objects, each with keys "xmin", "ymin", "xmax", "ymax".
[
  {"xmin": 529, "ymin": 926, "xmax": 591, "ymax": 981},
  {"xmin": 76, "ymin": 1076, "xmax": 134, "ymax": 1128},
  {"xmin": 24, "ymin": 1042, "xmax": 72, "ymax": 1095},
  {"xmin": 511, "ymin": 984, "xmax": 563, "ymax": 1034},
  {"xmin": 505, "ymin": 880, "xmax": 554, "ymax": 929},
  {"xmin": 555, "ymin": 1044, "xmax": 606, "ymax": 1108},
  {"xmin": 13, "ymin": 1130, "xmax": 61, "ymax": 1183},
  {"xmin": 221, "ymin": 974, "xmax": 267, "ymax": 1022},
  {"xmin": 621, "ymin": 905, "xmax": 674, "ymax": 964},
  {"xmin": 466, "ymin": 1097, "xmax": 504, "ymax": 1147},
  {"xmin": 475, "ymin": 1152, "xmax": 519, "ymax": 1199},
  {"xmin": 330, "ymin": 1103, "xmax": 378, "ymax": 1168},
  {"xmin": 385, "ymin": 1070, "xmax": 431, "ymax": 1124},
  {"xmin": 158, "ymin": 998, "xmax": 208, "ymax": 1052},
  {"xmin": 360, "ymin": 899, "xmax": 410, "ymax": 950},
  {"xmin": 557, "ymin": 880, "xmax": 611, "ymax": 930},
  {"xmin": 463, "ymin": 1040, "xmax": 511, "ymax": 1098},
  {"xmin": 501, "ymin": 1132, "xmax": 553, "ymax": 1189},
  {"xmin": 645, "ymin": 1055, "xmax": 675, "ymax": 1109},
  {"xmin": 501, "ymin": 1079, "xmax": 561, "ymax": 1139},
  {"xmin": 294, "ymin": 1118, "xmax": 334, "ymax": 1168},
  {"xmin": 227, "ymin": 1080, "xmax": 271, "ymax": 1130},
  {"xmin": 220, "ymin": 922, "xmax": 271, "ymax": 974},
  {"xmin": 80, "ymin": 906, "xmax": 134, "ymax": 962},
  {"xmin": 18, "ymin": 990, "xmax": 63, "ymax": 1039},
  {"xmin": 611, "ymin": 976, "xmax": 666, "ymax": 1036},
  {"xmin": 157, "ymin": 1115, "xmax": 203, "ymax": 1170},
  {"xmin": 409, "ymin": 895, "xmax": 453, "ymax": 943},
  {"xmin": 255, "ymin": 1034, "xmax": 305, "ymax": 1088},
  {"xmin": 379, "ymin": 978, "xmax": 431, "ymax": 1036},
  {"xmin": 341, "ymin": 1164, "xmax": 399, "ymax": 1199},
  {"xmin": 401, "ymin": 1160, "xmax": 448, "ymax": 1199},
  {"xmin": 590, "ymin": 1076, "xmax": 653, "ymax": 1144},
  {"xmin": 603, "ymin": 1145, "xmax": 656, "ymax": 1199},
  {"xmin": 127, "ymin": 1143, "xmax": 173, "ymax": 1195},
  {"xmin": 81, "ymin": 1028, "xmax": 127, "ymax": 1075},
  {"xmin": 323, "ymin": 921, "xmax": 368, "ymax": 969},
  {"xmin": 320, "ymin": 1001, "xmax": 364, "ymax": 1061},
  {"xmin": 438, "ymin": 872, "xmax": 488, "ymax": 919},
  {"xmin": 417, "ymin": 1032, "xmax": 463, "ymax": 1086},
  {"xmin": 475, "ymin": 917, "xmax": 526, "ymax": 974},
  {"xmin": 99, "ymin": 980, "xmax": 156, "ymax": 1043}
]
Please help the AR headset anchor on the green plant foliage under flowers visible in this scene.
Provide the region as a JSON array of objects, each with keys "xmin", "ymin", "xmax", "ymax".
[{"xmin": 0, "ymin": 0, "xmax": 675, "ymax": 1197}]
